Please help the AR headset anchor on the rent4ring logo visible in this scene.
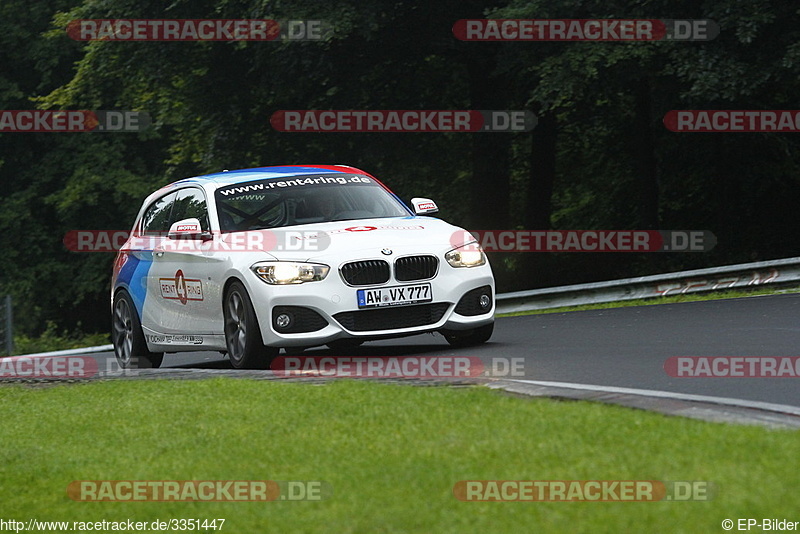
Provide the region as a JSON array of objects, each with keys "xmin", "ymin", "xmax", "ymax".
[
  {"xmin": 270, "ymin": 110, "xmax": 537, "ymax": 132},
  {"xmin": 453, "ymin": 19, "xmax": 719, "ymax": 41},
  {"xmin": 159, "ymin": 270, "xmax": 203, "ymax": 305},
  {"xmin": 0, "ymin": 110, "xmax": 150, "ymax": 132},
  {"xmin": 66, "ymin": 19, "xmax": 332, "ymax": 41}
]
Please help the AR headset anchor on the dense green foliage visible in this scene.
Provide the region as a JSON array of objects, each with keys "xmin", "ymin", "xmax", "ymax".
[{"xmin": 2, "ymin": 0, "xmax": 799, "ymax": 336}]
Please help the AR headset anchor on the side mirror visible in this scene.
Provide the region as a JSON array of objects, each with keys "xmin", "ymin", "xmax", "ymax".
[
  {"xmin": 411, "ymin": 197, "xmax": 439, "ymax": 215},
  {"xmin": 168, "ymin": 218, "xmax": 212, "ymax": 241}
]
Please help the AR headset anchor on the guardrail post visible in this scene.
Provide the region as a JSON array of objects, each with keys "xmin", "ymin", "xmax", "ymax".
[{"xmin": 4, "ymin": 295, "xmax": 12, "ymax": 356}]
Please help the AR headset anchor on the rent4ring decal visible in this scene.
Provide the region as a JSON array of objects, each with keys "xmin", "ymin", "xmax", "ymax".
[{"xmin": 159, "ymin": 269, "xmax": 203, "ymax": 304}]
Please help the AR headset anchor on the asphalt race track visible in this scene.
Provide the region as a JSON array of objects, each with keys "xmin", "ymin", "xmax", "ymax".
[{"xmin": 71, "ymin": 293, "xmax": 800, "ymax": 408}]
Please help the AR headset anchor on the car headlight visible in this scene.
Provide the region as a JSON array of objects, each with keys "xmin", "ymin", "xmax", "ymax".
[
  {"xmin": 251, "ymin": 262, "xmax": 330, "ymax": 284},
  {"xmin": 445, "ymin": 243, "xmax": 486, "ymax": 268}
]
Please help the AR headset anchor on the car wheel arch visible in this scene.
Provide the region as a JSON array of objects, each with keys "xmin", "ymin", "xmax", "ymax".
[
  {"xmin": 112, "ymin": 286, "xmax": 133, "ymax": 312},
  {"xmin": 222, "ymin": 275, "xmax": 266, "ymax": 344},
  {"xmin": 111, "ymin": 288, "xmax": 163, "ymax": 369}
]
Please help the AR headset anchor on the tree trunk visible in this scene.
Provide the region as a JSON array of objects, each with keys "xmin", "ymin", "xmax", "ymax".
[
  {"xmin": 631, "ymin": 78, "xmax": 660, "ymax": 230},
  {"xmin": 525, "ymin": 111, "xmax": 556, "ymax": 229},
  {"xmin": 468, "ymin": 57, "xmax": 510, "ymax": 229},
  {"xmin": 520, "ymin": 111, "xmax": 557, "ymax": 287}
]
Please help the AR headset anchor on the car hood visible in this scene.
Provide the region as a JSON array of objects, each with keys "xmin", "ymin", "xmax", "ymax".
[{"xmin": 268, "ymin": 217, "xmax": 474, "ymax": 262}]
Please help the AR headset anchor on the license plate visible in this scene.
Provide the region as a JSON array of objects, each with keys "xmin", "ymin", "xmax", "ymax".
[{"xmin": 357, "ymin": 283, "xmax": 432, "ymax": 308}]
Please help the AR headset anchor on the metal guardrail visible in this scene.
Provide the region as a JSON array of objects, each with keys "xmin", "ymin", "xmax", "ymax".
[
  {"xmin": 495, "ymin": 256, "xmax": 800, "ymax": 314},
  {"xmin": 8, "ymin": 257, "xmax": 800, "ymax": 357},
  {"xmin": 11, "ymin": 345, "xmax": 114, "ymax": 359}
]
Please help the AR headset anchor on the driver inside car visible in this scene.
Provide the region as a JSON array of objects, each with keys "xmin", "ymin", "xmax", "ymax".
[{"xmin": 305, "ymin": 193, "xmax": 338, "ymax": 221}]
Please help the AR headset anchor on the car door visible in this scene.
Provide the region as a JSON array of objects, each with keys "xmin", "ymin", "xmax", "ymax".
[
  {"xmin": 147, "ymin": 187, "xmax": 226, "ymax": 336},
  {"xmin": 136, "ymin": 190, "xmax": 177, "ymax": 334}
]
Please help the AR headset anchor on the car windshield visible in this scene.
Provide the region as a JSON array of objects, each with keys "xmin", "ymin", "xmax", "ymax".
[{"xmin": 214, "ymin": 173, "xmax": 411, "ymax": 231}]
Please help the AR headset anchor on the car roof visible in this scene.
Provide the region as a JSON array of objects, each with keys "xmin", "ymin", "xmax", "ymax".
[
  {"xmin": 142, "ymin": 165, "xmax": 377, "ymax": 207},
  {"xmin": 172, "ymin": 165, "xmax": 372, "ymax": 189}
]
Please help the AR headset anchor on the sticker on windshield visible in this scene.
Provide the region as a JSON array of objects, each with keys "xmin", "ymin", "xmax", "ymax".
[{"xmin": 217, "ymin": 174, "xmax": 374, "ymax": 198}]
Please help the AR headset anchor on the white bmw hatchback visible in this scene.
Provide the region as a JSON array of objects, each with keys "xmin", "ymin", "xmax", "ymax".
[{"xmin": 111, "ymin": 165, "xmax": 494, "ymax": 369}]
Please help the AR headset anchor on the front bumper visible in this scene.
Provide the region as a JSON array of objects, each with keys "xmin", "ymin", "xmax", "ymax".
[{"xmin": 243, "ymin": 262, "xmax": 495, "ymax": 347}]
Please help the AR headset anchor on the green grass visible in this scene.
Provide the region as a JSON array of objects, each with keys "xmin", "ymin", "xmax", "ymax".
[
  {"xmin": 11, "ymin": 321, "xmax": 109, "ymax": 356},
  {"xmin": 498, "ymin": 285, "xmax": 800, "ymax": 317},
  {"xmin": 0, "ymin": 379, "xmax": 797, "ymax": 533}
]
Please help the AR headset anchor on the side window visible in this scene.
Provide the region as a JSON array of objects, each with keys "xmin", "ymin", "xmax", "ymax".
[
  {"xmin": 171, "ymin": 188, "xmax": 210, "ymax": 232},
  {"xmin": 141, "ymin": 192, "xmax": 177, "ymax": 236}
]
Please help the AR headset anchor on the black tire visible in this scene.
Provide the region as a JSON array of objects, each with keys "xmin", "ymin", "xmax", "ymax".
[
  {"xmin": 224, "ymin": 281, "xmax": 277, "ymax": 369},
  {"xmin": 442, "ymin": 322, "xmax": 494, "ymax": 348},
  {"xmin": 112, "ymin": 290, "xmax": 164, "ymax": 369},
  {"xmin": 326, "ymin": 339, "xmax": 365, "ymax": 351}
]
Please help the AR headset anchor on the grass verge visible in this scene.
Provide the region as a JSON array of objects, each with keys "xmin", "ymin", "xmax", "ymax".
[
  {"xmin": 11, "ymin": 320, "xmax": 109, "ymax": 356},
  {"xmin": 0, "ymin": 378, "xmax": 797, "ymax": 532}
]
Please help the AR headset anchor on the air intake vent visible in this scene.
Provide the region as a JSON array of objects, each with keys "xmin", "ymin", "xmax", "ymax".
[
  {"xmin": 395, "ymin": 255, "xmax": 438, "ymax": 282},
  {"xmin": 340, "ymin": 260, "xmax": 391, "ymax": 286},
  {"xmin": 334, "ymin": 303, "xmax": 449, "ymax": 332}
]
